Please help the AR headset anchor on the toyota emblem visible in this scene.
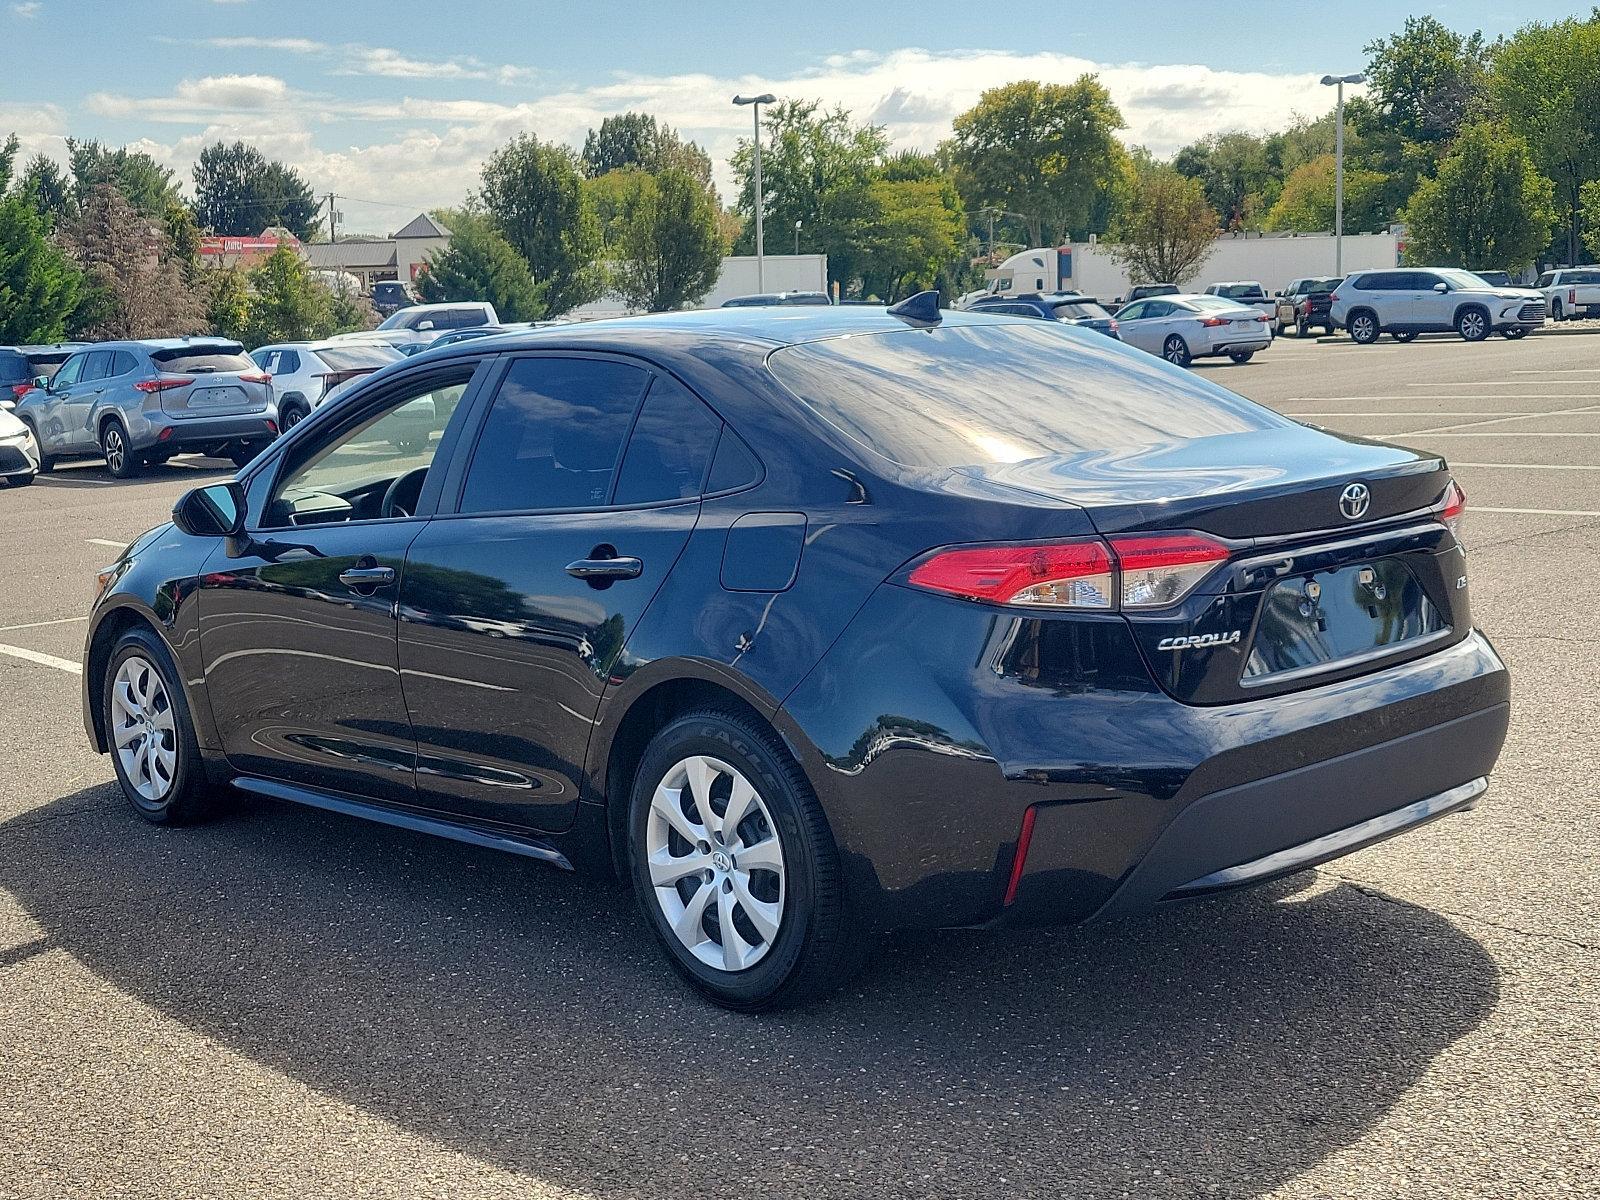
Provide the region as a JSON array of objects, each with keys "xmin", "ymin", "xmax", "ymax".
[{"xmin": 1339, "ymin": 482, "xmax": 1371, "ymax": 521}]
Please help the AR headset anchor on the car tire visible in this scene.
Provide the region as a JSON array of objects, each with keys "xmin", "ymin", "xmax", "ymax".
[
  {"xmin": 1162, "ymin": 335, "xmax": 1192, "ymax": 367},
  {"xmin": 279, "ymin": 399, "xmax": 310, "ymax": 433},
  {"xmin": 103, "ymin": 626, "xmax": 215, "ymax": 825},
  {"xmin": 5, "ymin": 472, "xmax": 36, "ymax": 486},
  {"xmin": 1503, "ymin": 328, "xmax": 1529, "ymax": 340},
  {"xmin": 1456, "ymin": 306, "xmax": 1490, "ymax": 342},
  {"xmin": 19, "ymin": 420, "xmax": 52, "ymax": 473},
  {"xmin": 627, "ymin": 707, "xmax": 872, "ymax": 1011},
  {"xmin": 1390, "ymin": 331, "xmax": 1418, "ymax": 343},
  {"xmin": 1296, "ymin": 320, "xmax": 1311, "ymax": 338},
  {"xmin": 1228, "ymin": 350, "xmax": 1255, "ymax": 364},
  {"xmin": 1348, "ymin": 310, "xmax": 1380, "ymax": 344},
  {"xmin": 1552, "ymin": 298, "xmax": 1565, "ymax": 322},
  {"xmin": 100, "ymin": 418, "xmax": 140, "ymax": 479},
  {"xmin": 229, "ymin": 443, "xmax": 262, "ymax": 469}
]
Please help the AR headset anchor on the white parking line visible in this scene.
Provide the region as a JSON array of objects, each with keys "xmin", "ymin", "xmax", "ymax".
[
  {"xmin": 1473, "ymin": 507, "xmax": 1600, "ymax": 517},
  {"xmin": 0, "ymin": 644, "xmax": 82, "ymax": 674},
  {"xmin": 0, "ymin": 615, "xmax": 88, "ymax": 633},
  {"xmin": 85, "ymin": 538, "xmax": 127, "ymax": 549},
  {"xmin": 1451, "ymin": 462, "xmax": 1600, "ymax": 471},
  {"xmin": 1384, "ymin": 432, "xmax": 1600, "ymax": 437},
  {"xmin": 1287, "ymin": 411, "xmax": 1538, "ymax": 418},
  {"xmin": 1285, "ymin": 395, "xmax": 1600, "ymax": 401},
  {"xmin": 1398, "ymin": 402, "xmax": 1600, "ymax": 436},
  {"xmin": 1414, "ymin": 380, "xmax": 1600, "ymax": 387}
]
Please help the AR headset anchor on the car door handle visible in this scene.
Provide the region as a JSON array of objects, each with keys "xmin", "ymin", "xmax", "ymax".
[
  {"xmin": 338, "ymin": 566, "xmax": 395, "ymax": 588},
  {"xmin": 565, "ymin": 556, "xmax": 643, "ymax": 580}
]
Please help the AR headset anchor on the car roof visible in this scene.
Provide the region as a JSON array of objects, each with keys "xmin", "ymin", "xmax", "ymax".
[
  {"xmin": 411, "ymin": 304, "xmax": 1035, "ymax": 364},
  {"xmin": 66, "ymin": 337, "xmax": 243, "ymax": 351}
]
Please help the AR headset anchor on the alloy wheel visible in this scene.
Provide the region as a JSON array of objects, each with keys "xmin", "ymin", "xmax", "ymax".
[
  {"xmin": 282, "ymin": 407, "xmax": 305, "ymax": 432},
  {"xmin": 646, "ymin": 754, "xmax": 786, "ymax": 972},
  {"xmin": 103, "ymin": 427, "xmax": 125, "ymax": 474},
  {"xmin": 110, "ymin": 656, "xmax": 178, "ymax": 802},
  {"xmin": 1460, "ymin": 311, "xmax": 1487, "ymax": 341},
  {"xmin": 1163, "ymin": 337, "xmax": 1190, "ymax": 366},
  {"xmin": 1351, "ymin": 314, "xmax": 1377, "ymax": 343}
]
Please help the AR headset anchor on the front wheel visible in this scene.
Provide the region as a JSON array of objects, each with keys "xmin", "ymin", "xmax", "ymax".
[
  {"xmin": 1503, "ymin": 327, "xmax": 1529, "ymax": 340},
  {"xmin": 1390, "ymin": 331, "xmax": 1418, "ymax": 343},
  {"xmin": 1228, "ymin": 350, "xmax": 1255, "ymax": 364},
  {"xmin": 100, "ymin": 419, "xmax": 140, "ymax": 479},
  {"xmin": 1457, "ymin": 307, "xmax": 1490, "ymax": 342},
  {"xmin": 628, "ymin": 708, "xmax": 869, "ymax": 1010},
  {"xmin": 103, "ymin": 626, "xmax": 216, "ymax": 824},
  {"xmin": 1162, "ymin": 335, "xmax": 1192, "ymax": 367}
]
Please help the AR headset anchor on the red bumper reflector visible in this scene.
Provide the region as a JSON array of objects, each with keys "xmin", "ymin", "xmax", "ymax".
[
  {"xmin": 1003, "ymin": 806, "xmax": 1038, "ymax": 907},
  {"xmin": 156, "ymin": 427, "xmax": 173, "ymax": 441}
]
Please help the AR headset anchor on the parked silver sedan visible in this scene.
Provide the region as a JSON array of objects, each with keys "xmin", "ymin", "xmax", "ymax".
[{"xmin": 1113, "ymin": 294, "xmax": 1273, "ymax": 367}]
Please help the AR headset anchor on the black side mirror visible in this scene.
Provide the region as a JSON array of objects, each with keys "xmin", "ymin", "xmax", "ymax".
[
  {"xmin": 33, "ymin": 375, "xmax": 51, "ymax": 392},
  {"xmin": 172, "ymin": 481, "xmax": 246, "ymax": 538}
]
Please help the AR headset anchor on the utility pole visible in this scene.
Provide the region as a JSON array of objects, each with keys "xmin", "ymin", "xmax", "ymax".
[
  {"xmin": 326, "ymin": 192, "xmax": 337, "ymax": 244},
  {"xmin": 1320, "ymin": 73, "xmax": 1366, "ymax": 275},
  {"xmin": 733, "ymin": 93, "xmax": 777, "ymax": 290}
]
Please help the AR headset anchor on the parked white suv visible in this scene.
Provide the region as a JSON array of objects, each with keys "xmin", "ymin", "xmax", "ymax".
[
  {"xmin": 1330, "ymin": 268, "xmax": 1546, "ymax": 344},
  {"xmin": 1534, "ymin": 267, "xmax": 1600, "ymax": 321},
  {"xmin": 361, "ymin": 302, "xmax": 500, "ymax": 347},
  {"xmin": 250, "ymin": 340, "xmax": 404, "ymax": 431}
]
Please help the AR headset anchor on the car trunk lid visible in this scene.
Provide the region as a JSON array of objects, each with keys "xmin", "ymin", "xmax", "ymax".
[{"xmin": 148, "ymin": 343, "xmax": 270, "ymax": 418}]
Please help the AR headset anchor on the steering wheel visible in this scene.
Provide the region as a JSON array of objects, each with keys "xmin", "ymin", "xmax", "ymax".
[{"xmin": 381, "ymin": 467, "xmax": 429, "ymax": 519}]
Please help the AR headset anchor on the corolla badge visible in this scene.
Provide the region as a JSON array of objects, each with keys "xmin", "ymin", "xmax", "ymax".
[
  {"xmin": 1339, "ymin": 482, "xmax": 1371, "ymax": 520},
  {"xmin": 1158, "ymin": 630, "xmax": 1243, "ymax": 652}
]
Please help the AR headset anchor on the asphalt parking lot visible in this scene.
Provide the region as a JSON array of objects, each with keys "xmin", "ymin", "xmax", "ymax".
[{"xmin": 0, "ymin": 331, "xmax": 1595, "ymax": 1199}]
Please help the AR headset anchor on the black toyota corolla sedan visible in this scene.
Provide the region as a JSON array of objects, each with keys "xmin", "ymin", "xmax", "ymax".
[{"xmin": 82, "ymin": 300, "xmax": 1510, "ymax": 1010}]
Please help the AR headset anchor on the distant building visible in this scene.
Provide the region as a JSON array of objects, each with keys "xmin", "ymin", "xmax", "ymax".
[
  {"xmin": 198, "ymin": 227, "xmax": 302, "ymax": 269},
  {"xmin": 303, "ymin": 212, "xmax": 451, "ymax": 291}
]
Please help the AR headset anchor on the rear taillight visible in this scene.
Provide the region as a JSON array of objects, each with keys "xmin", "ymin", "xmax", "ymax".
[
  {"xmin": 134, "ymin": 377, "xmax": 191, "ymax": 393},
  {"xmin": 1108, "ymin": 533, "xmax": 1232, "ymax": 608},
  {"xmin": 1198, "ymin": 316, "xmax": 1229, "ymax": 328},
  {"xmin": 904, "ymin": 533, "xmax": 1230, "ymax": 611},
  {"xmin": 1435, "ymin": 480, "xmax": 1466, "ymax": 543},
  {"xmin": 1300, "ymin": 300, "xmax": 1312, "ymax": 315},
  {"xmin": 906, "ymin": 541, "xmax": 1114, "ymax": 609},
  {"xmin": 10, "ymin": 383, "xmax": 31, "ymax": 398},
  {"xmin": 239, "ymin": 371, "xmax": 271, "ymax": 384},
  {"xmin": 1257, "ymin": 314, "xmax": 1270, "ymax": 323}
]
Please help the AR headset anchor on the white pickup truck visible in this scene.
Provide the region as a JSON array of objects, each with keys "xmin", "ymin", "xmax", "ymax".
[
  {"xmin": 1203, "ymin": 281, "xmax": 1279, "ymax": 321},
  {"xmin": 1535, "ymin": 267, "xmax": 1600, "ymax": 321}
]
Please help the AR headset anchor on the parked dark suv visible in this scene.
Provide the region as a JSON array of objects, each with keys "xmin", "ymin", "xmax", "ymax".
[
  {"xmin": 966, "ymin": 292, "xmax": 1120, "ymax": 338},
  {"xmin": 82, "ymin": 303, "xmax": 1509, "ymax": 1009},
  {"xmin": 14, "ymin": 339, "xmax": 276, "ymax": 477},
  {"xmin": 0, "ymin": 343, "xmax": 85, "ymax": 409}
]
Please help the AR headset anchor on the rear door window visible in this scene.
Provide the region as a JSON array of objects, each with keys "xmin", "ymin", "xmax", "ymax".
[
  {"xmin": 109, "ymin": 351, "xmax": 138, "ymax": 377},
  {"xmin": 767, "ymin": 323, "xmax": 1284, "ymax": 469},
  {"xmin": 81, "ymin": 351, "xmax": 112, "ymax": 382},
  {"xmin": 458, "ymin": 356, "xmax": 650, "ymax": 514},
  {"xmin": 613, "ymin": 376, "xmax": 720, "ymax": 505}
]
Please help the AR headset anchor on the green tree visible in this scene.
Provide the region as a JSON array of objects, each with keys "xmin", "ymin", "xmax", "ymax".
[
  {"xmin": 14, "ymin": 154, "xmax": 72, "ymax": 227},
  {"xmin": 1490, "ymin": 15, "xmax": 1600, "ymax": 266},
  {"xmin": 610, "ymin": 167, "xmax": 724, "ymax": 312},
  {"xmin": 60, "ymin": 184, "xmax": 206, "ymax": 339},
  {"xmin": 1173, "ymin": 131, "xmax": 1279, "ymax": 229},
  {"xmin": 1263, "ymin": 155, "xmax": 1386, "ymax": 233},
  {"xmin": 192, "ymin": 141, "xmax": 321, "ymax": 238},
  {"xmin": 950, "ymin": 77, "xmax": 1125, "ymax": 245},
  {"xmin": 581, "ymin": 112, "xmax": 712, "ymax": 185},
  {"xmin": 207, "ymin": 266, "xmax": 252, "ymax": 342},
  {"xmin": 239, "ymin": 246, "xmax": 335, "ymax": 345},
  {"xmin": 1581, "ymin": 179, "xmax": 1600, "ymax": 262},
  {"xmin": 66, "ymin": 139, "xmax": 180, "ymax": 216},
  {"xmin": 0, "ymin": 194, "xmax": 82, "ymax": 343},
  {"xmin": 479, "ymin": 134, "xmax": 602, "ymax": 315},
  {"xmin": 1403, "ymin": 122, "xmax": 1556, "ymax": 271},
  {"xmin": 729, "ymin": 99, "xmax": 886, "ymax": 292},
  {"xmin": 585, "ymin": 168, "xmax": 649, "ymax": 250},
  {"xmin": 855, "ymin": 177, "xmax": 965, "ymax": 300},
  {"xmin": 1365, "ymin": 16, "xmax": 1488, "ymax": 146},
  {"xmin": 417, "ymin": 211, "xmax": 545, "ymax": 321},
  {"xmin": 0, "ymin": 133, "xmax": 17, "ymax": 192},
  {"xmin": 1108, "ymin": 167, "xmax": 1218, "ymax": 285}
]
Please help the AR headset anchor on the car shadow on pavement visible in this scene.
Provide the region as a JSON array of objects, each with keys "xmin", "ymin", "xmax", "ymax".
[{"xmin": 1, "ymin": 785, "xmax": 1500, "ymax": 1199}]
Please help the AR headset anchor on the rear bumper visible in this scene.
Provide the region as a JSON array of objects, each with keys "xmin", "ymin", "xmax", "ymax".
[
  {"xmin": 1013, "ymin": 703, "xmax": 1506, "ymax": 923},
  {"xmin": 133, "ymin": 413, "xmax": 276, "ymax": 451},
  {"xmin": 1200, "ymin": 334, "xmax": 1272, "ymax": 356}
]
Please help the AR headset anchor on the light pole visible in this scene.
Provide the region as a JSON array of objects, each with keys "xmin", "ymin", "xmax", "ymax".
[
  {"xmin": 1320, "ymin": 72, "xmax": 1366, "ymax": 275},
  {"xmin": 794, "ymin": 219, "xmax": 802, "ymax": 255},
  {"xmin": 733, "ymin": 92, "xmax": 777, "ymax": 291}
]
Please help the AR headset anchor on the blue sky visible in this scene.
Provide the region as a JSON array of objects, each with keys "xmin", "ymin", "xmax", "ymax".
[{"xmin": 1, "ymin": 1, "xmax": 1584, "ymax": 231}]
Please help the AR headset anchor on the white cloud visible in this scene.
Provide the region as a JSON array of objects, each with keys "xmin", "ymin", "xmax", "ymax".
[
  {"xmin": 197, "ymin": 36, "xmax": 535, "ymax": 84},
  {"xmin": 11, "ymin": 1, "xmax": 41, "ymax": 16},
  {"xmin": 86, "ymin": 47, "xmax": 1354, "ymax": 232},
  {"xmin": 205, "ymin": 36, "xmax": 327, "ymax": 54}
]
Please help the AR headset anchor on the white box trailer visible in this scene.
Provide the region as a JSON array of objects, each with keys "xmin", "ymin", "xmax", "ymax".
[
  {"xmin": 980, "ymin": 233, "xmax": 1402, "ymax": 305},
  {"xmin": 567, "ymin": 254, "xmax": 830, "ymax": 318}
]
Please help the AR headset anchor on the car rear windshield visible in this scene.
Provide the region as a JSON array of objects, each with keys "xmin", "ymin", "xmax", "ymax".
[
  {"xmin": 151, "ymin": 346, "xmax": 254, "ymax": 373},
  {"xmin": 1302, "ymin": 279, "xmax": 1341, "ymax": 294},
  {"xmin": 1214, "ymin": 284, "xmax": 1262, "ymax": 297},
  {"xmin": 0, "ymin": 351, "xmax": 28, "ymax": 384},
  {"xmin": 316, "ymin": 346, "xmax": 400, "ymax": 371},
  {"xmin": 1052, "ymin": 300, "xmax": 1111, "ymax": 321},
  {"xmin": 766, "ymin": 323, "xmax": 1287, "ymax": 468}
]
